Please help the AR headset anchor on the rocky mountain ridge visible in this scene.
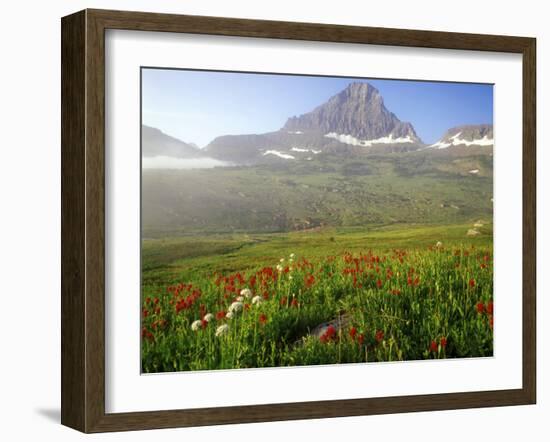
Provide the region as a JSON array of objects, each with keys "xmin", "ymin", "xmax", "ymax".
[{"xmin": 428, "ymin": 124, "xmax": 493, "ymax": 149}]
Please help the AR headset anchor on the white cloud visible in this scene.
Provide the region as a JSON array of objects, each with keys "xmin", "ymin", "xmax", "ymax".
[{"xmin": 142, "ymin": 156, "xmax": 230, "ymax": 169}]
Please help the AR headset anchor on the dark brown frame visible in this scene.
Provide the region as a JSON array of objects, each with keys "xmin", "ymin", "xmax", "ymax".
[{"xmin": 61, "ymin": 8, "xmax": 536, "ymax": 433}]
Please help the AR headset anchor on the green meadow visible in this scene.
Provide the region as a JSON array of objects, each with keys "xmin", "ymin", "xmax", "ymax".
[{"xmin": 141, "ymin": 222, "xmax": 493, "ymax": 372}]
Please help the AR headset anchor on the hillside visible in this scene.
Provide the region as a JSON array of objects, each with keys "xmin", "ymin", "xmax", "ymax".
[
  {"xmin": 142, "ymin": 125, "xmax": 202, "ymax": 158},
  {"xmin": 142, "ymin": 149, "xmax": 493, "ymax": 237}
]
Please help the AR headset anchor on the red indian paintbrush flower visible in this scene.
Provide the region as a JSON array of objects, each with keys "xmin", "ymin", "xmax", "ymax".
[
  {"xmin": 430, "ymin": 340, "xmax": 438, "ymax": 352},
  {"xmin": 440, "ymin": 337, "xmax": 447, "ymax": 348},
  {"xmin": 487, "ymin": 301, "xmax": 494, "ymax": 315},
  {"xmin": 305, "ymin": 274, "xmax": 315, "ymax": 288},
  {"xmin": 320, "ymin": 325, "xmax": 336, "ymax": 343},
  {"xmin": 349, "ymin": 327, "xmax": 357, "ymax": 340},
  {"xmin": 259, "ymin": 313, "xmax": 267, "ymax": 325},
  {"xmin": 141, "ymin": 327, "xmax": 154, "ymax": 342},
  {"xmin": 469, "ymin": 278, "xmax": 476, "ymax": 288},
  {"xmin": 375, "ymin": 330, "xmax": 384, "ymax": 343},
  {"xmin": 476, "ymin": 302, "xmax": 485, "ymax": 314}
]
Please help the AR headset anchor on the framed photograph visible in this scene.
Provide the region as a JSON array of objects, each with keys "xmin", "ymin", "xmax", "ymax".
[{"xmin": 61, "ymin": 9, "xmax": 536, "ymax": 433}]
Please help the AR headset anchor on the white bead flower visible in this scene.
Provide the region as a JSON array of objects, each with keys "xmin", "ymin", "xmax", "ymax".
[
  {"xmin": 215, "ymin": 324, "xmax": 229, "ymax": 337},
  {"xmin": 240, "ymin": 288, "xmax": 252, "ymax": 299},
  {"xmin": 203, "ymin": 313, "xmax": 214, "ymax": 322},
  {"xmin": 236, "ymin": 296, "xmax": 244, "ymax": 302},
  {"xmin": 229, "ymin": 301, "xmax": 244, "ymax": 313},
  {"xmin": 191, "ymin": 320, "xmax": 202, "ymax": 331},
  {"xmin": 289, "ymin": 253, "xmax": 295, "ymax": 259},
  {"xmin": 276, "ymin": 264, "xmax": 284, "ymax": 272},
  {"xmin": 225, "ymin": 311, "xmax": 234, "ymax": 319},
  {"xmin": 251, "ymin": 295, "xmax": 262, "ymax": 305}
]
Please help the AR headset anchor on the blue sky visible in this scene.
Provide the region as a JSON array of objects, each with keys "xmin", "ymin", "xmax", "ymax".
[{"xmin": 142, "ymin": 68, "xmax": 493, "ymax": 147}]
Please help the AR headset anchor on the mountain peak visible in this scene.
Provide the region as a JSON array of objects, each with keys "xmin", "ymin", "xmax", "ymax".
[
  {"xmin": 282, "ymin": 82, "xmax": 421, "ymax": 143},
  {"xmin": 342, "ymin": 81, "xmax": 381, "ymax": 100}
]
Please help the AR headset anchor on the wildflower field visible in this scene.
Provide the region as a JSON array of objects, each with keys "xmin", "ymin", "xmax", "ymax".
[{"xmin": 141, "ymin": 223, "xmax": 493, "ymax": 372}]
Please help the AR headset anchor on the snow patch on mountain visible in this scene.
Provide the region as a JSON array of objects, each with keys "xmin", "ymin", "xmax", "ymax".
[
  {"xmin": 263, "ymin": 150, "xmax": 295, "ymax": 160},
  {"xmin": 291, "ymin": 147, "xmax": 321, "ymax": 154},
  {"xmin": 325, "ymin": 132, "xmax": 415, "ymax": 147}
]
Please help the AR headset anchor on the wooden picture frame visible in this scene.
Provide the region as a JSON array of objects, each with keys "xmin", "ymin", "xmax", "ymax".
[{"xmin": 61, "ymin": 8, "xmax": 536, "ymax": 433}]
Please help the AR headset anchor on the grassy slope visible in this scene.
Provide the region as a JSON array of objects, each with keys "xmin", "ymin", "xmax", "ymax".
[{"xmin": 142, "ymin": 223, "xmax": 493, "ymax": 289}]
